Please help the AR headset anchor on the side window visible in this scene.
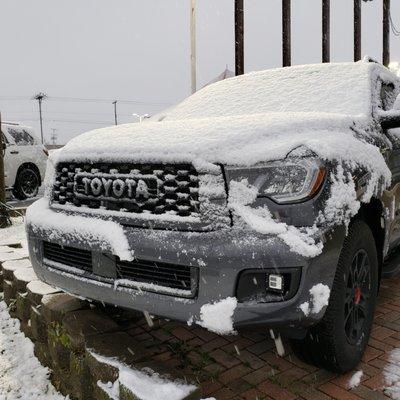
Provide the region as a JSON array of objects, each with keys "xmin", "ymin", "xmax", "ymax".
[
  {"xmin": 380, "ymin": 82, "xmax": 396, "ymax": 111},
  {"xmin": 7, "ymin": 127, "xmax": 35, "ymax": 145},
  {"xmin": 1, "ymin": 131, "xmax": 8, "ymax": 144}
]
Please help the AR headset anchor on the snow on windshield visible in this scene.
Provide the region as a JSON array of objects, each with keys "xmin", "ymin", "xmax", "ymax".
[{"xmin": 163, "ymin": 62, "xmax": 377, "ymax": 121}]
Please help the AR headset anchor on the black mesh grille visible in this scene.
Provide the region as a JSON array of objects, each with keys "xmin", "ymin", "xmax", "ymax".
[
  {"xmin": 43, "ymin": 241, "xmax": 92, "ymax": 272},
  {"xmin": 52, "ymin": 163, "xmax": 200, "ymax": 217},
  {"xmin": 42, "ymin": 241, "xmax": 197, "ymax": 297},
  {"xmin": 116, "ymin": 258, "xmax": 195, "ymax": 293}
]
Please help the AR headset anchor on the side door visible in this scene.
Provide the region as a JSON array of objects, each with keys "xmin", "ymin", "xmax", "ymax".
[
  {"xmin": 380, "ymin": 82, "xmax": 400, "ymax": 252},
  {"xmin": 1, "ymin": 129, "xmax": 13, "ymax": 188},
  {"xmin": 383, "ymin": 133, "xmax": 400, "ymax": 251},
  {"xmin": 3, "ymin": 126, "xmax": 26, "ymax": 186}
]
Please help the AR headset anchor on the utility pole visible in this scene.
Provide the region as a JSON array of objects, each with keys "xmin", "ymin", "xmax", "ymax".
[
  {"xmin": 51, "ymin": 128, "xmax": 57, "ymax": 145},
  {"xmin": 282, "ymin": 0, "xmax": 291, "ymax": 67},
  {"xmin": 354, "ymin": 0, "xmax": 362, "ymax": 61},
  {"xmin": 383, "ymin": 0, "xmax": 390, "ymax": 67},
  {"xmin": 190, "ymin": 0, "xmax": 197, "ymax": 93},
  {"xmin": 33, "ymin": 92, "xmax": 47, "ymax": 144},
  {"xmin": 112, "ymin": 100, "xmax": 118, "ymax": 125},
  {"xmin": 322, "ymin": 0, "xmax": 330, "ymax": 63},
  {"xmin": 235, "ymin": 0, "xmax": 244, "ymax": 76},
  {"xmin": 0, "ymin": 113, "xmax": 10, "ymax": 228}
]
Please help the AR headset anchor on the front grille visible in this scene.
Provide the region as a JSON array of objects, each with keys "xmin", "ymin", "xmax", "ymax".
[
  {"xmin": 43, "ymin": 241, "xmax": 92, "ymax": 272},
  {"xmin": 52, "ymin": 162, "xmax": 200, "ymax": 217},
  {"xmin": 42, "ymin": 241, "xmax": 197, "ymax": 297},
  {"xmin": 116, "ymin": 258, "xmax": 196, "ymax": 294}
]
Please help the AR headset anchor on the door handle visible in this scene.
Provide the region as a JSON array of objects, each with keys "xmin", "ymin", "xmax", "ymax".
[{"xmin": 10, "ymin": 150, "xmax": 19, "ymax": 154}]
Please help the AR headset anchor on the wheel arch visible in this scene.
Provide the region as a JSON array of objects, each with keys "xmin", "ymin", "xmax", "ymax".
[{"xmin": 355, "ymin": 198, "xmax": 385, "ymax": 284}]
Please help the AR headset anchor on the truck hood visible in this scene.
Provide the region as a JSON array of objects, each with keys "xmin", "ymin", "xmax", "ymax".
[{"xmin": 56, "ymin": 111, "xmax": 378, "ymax": 170}]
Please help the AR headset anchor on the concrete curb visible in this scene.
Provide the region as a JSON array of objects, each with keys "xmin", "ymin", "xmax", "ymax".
[{"xmin": 0, "ymin": 253, "xmax": 202, "ymax": 400}]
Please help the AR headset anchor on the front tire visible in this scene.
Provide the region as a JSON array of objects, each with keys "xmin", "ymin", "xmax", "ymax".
[
  {"xmin": 290, "ymin": 220, "xmax": 378, "ymax": 373},
  {"xmin": 13, "ymin": 167, "xmax": 40, "ymax": 200}
]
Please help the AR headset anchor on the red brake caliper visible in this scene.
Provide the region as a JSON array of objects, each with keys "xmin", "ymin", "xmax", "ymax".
[{"xmin": 354, "ymin": 287, "xmax": 362, "ymax": 305}]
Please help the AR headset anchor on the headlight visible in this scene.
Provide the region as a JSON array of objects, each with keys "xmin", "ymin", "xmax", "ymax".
[{"xmin": 226, "ymin": 158, "xmax": 326, "ymax": 204}]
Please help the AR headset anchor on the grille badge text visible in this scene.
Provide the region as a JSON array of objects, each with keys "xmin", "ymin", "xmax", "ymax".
[{"xmin": 74, "ymin": 173, "xmax": 158, "ymax": 203}]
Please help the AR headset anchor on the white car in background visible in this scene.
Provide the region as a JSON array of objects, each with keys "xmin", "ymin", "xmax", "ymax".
[{"xmin": 2, "ymin": 122, "xmax": 48, "ymax": 199}]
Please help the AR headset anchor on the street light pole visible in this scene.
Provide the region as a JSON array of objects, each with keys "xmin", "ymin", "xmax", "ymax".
[
  {"xmin": 33, "ymin": 92, "xmax": 47, "ymax": 144},
  {"xmin": 113, "ymin": 100, "xmax": 118, "ymax": 125},
  {"xmin": 190, "ymin": 0, "xmax": 197, "ymax": 94}
]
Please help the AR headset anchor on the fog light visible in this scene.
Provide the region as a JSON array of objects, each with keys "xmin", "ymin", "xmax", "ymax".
[{"xmin": 268, "ymin": 274, "xmax": 284, "ymax": 291}]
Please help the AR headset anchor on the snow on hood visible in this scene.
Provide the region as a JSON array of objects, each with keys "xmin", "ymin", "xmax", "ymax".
[{"xmin": 58, "ymin": 111, "xmax": 378, "ymax": 168}]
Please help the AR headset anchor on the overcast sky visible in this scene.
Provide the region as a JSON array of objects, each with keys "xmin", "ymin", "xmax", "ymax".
[{"xmin": 1, "ymin": 0, "xmax": 400, "ymax": 144}]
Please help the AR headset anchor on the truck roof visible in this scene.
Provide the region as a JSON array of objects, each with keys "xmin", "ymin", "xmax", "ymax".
[{"xmin": 162, "ymin": 61, "xmax": 399, "ymax": 121}]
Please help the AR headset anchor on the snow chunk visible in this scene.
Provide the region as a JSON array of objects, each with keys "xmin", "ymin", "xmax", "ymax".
[
  {"xmin": 384, "ymin": 348, "xmax": 400, "ymax": 398},
  {"xmin": 322, "ymin": 165, "xmax": 360, "ymax": 226},
  {"xmin": 97, "ymin": 380, "xmax": 119, "ymax": 400},
  {"xmin": 0, "ymin": 298, "xmax": 66, "ymax": 399},
  {"xmin": 89, "ymin": 351, "xmax": 197, "ymax": 400},
  {"xmin": 300, "ymin": 284, "xmax": 330, "ymax": 315},
  {"xmin": 229, "ymin": 180, "xmax": 322, "ymax": 258},
  {"xmin": 309, "ymin": 284, "xmax": 330, "ymax": 313},
  {"xmin": 348, "ymin": 370, "xmax": 363, "ymax": 389},
  {"xmin": 299, "ymin": 302, "xmax": 310, "ymax": 317},
  {"xmin": 26, "ymin": 198, "xmax": 133, "ymax": 261},
  {"xmin": 197, "ymin": 297, "xmax": 237, "ymax": 335}
]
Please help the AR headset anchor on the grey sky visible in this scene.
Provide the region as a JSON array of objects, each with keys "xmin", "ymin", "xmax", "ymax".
[{"xmin": 1, "ymin": 0, "xmax": 400, "ymax": 143}]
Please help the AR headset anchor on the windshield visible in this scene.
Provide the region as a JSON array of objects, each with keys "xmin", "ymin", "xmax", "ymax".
[{"xmin": 163, "ymin": 63, "xmax": 375, "ymax": 121}]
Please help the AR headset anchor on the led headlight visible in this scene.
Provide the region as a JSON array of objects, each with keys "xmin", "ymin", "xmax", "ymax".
[{"xmin": 226, "ymin": 158, "xmax": 326, "ymax": 204}]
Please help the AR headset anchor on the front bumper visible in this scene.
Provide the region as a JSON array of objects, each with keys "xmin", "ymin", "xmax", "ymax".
[{"xmin": 27, "ymin": 223, "xmax": 345, "ymax": 337}]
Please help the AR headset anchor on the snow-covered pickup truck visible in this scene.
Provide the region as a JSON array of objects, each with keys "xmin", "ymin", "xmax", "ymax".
[{"xmin": 26, "ymin": 60, "xmax": 400, "ymax": 373}]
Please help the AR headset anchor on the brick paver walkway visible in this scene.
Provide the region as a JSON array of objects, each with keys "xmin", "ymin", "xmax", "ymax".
[{"xmin": 113, "ymin": 275, "xmax": 400, "ymax": 400}]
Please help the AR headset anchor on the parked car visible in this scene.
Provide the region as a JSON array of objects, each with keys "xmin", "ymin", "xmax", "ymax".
[
  {"xmin": 27, "ymin": 60, "xmax": 400, "ymax": 373},
  {"xmin": 2, "ymin": 122, "xmax": 47, "ymax": 199}
]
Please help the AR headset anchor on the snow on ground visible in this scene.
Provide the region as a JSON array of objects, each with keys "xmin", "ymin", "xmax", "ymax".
[
  {"xmin": 0, "ymin": 217, "xmax": 27, "ymax": 248},
  {"xmin": 0, "ymin": 298, "xmax": 66, "ymax": 400},
  {"xmin": 348, "ymin": 370, "xmax": 363, "ymax": 389},
  {"xmin": 197, "ymin": 297, "xmax": 237, "ymax": 335},
  {"xmin": 90, "ymin": 351, "xmax": 197, "ymax": 400},
  {"xmin": 384, "ymin": 348, "xmax": 400, "ymax": 399}
]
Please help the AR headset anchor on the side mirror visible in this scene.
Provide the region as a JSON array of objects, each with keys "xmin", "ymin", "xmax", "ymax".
[{"xmin": 380, "ymin": 94, "xmax": 400, "ymax": 129}]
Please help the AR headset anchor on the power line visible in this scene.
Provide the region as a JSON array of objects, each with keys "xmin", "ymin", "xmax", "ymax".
[
  {"xmin": 0, "ymin": 95, "xmax": 173, "ymax": 107},
  {"xmin": 7, "ymin": 118, "xmax": 111, "ymax": 125},
  {"xmin": 5, "ymin": 110, "xmax": 136, "ymax": 117},
  {"xmin": 46, "ymin": 96, "xmax": 171, "ymax": 106}
]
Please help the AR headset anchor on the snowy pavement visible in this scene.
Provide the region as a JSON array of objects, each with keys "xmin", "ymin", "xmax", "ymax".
[
  {"xmin": 0, "ymin": 298, "xmax": 66, "ymax": 400},
  {"xmin": 0, "ymin": 217, "xmax": 65, "ymax": 400}
]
